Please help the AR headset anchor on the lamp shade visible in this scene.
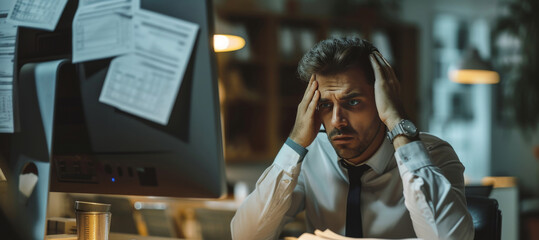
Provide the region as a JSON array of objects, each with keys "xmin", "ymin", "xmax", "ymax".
[{"xmin": 449, "ymin": 48, "xmax": 500, "ymax": 84}]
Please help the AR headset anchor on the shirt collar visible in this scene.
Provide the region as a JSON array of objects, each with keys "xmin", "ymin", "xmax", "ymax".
[
  {"xmin": 339, "ymin": 137, "xmax": 395, "ymax": 175},
  {"xmin": 365, "ymin": 137, "xmax": 395, "ymax": 174}
]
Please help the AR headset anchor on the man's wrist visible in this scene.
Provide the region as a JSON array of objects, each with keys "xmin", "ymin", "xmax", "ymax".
[
  {"xmin": 385, "ymin": 117, "xmax": 404, "ymax": 132},
  {"xmin": 289, "ymin": 136, "xmax": 307, "ymax": 148},
  {"xmin": 285, "ymin": 138, "xmax": 308, "ymax": 158},
  {"xmin": 392, "ymin": 135, "xmax": 414, "ymax": 149}
]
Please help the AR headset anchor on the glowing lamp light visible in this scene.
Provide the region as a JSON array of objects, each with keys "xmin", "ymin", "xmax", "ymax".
[
  {"xmin": 449, "ymin": 48, "xmax": 499, "ymax": 84},
  {"xmin": 449, "ymin": 69, "xmax": 500, "ymax": 84},
  {"xmin": 213, "ymin": 34, "xmax": 245, "ymax": 52}
]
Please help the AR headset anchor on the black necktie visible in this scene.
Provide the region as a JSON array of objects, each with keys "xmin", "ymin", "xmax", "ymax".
[{"xmin": 343, "ymin": 162, "xmax": 370, "ymax": 237}]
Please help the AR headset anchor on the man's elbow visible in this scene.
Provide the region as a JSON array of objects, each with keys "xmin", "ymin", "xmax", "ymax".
[{"xmin": 442, "ymin": 214, "xmax": 475, "ymax": 240}]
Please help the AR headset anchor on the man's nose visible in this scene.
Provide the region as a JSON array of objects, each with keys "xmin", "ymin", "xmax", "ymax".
[{"xmin": 330, "ymin": 106, "xmax": 348, "ymax": 129}]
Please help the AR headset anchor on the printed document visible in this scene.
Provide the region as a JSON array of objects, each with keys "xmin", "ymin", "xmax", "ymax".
[
  {"xmin": 99, "ymin": 9, "xmax": 199, "ymax": 125},
  {"xmin": 0, "ymin": 85, "xmax": 14, "ymax": 133},
  {"xmin": 72, "ymin": 0, "xmax": 134, "ymax": 63},
  {"xmin": 0, "ymin": 0, "xmax": 16, "ymax": 133},
  {"xmin": 7, "ymin": 0, "xmax": 68, "ymax": 31},
  {"xmin": 292, "ymin": 229, "xmax": 420, "ymax": 240}
]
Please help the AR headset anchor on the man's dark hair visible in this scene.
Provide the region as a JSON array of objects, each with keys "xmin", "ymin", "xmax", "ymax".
[{"xmin": 297, "ymin": 37, "xmax": 378, "ymax": 84}]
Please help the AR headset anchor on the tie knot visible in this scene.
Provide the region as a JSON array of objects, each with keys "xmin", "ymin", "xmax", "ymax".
[{"xmin": 340, "ymin": 160, "xmax": 370, "ymax": 182}]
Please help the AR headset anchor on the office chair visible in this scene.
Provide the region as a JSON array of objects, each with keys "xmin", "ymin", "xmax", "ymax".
[
  {"xmin": 465, "ymin": 185, "xmax": 493, "ymax": 198},
  {"xmin": 466, "ymin": 196, "xmax": 502, "ymax": 240}
]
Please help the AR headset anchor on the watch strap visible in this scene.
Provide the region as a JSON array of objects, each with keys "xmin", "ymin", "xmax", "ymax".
[{"xmin": 386, "ymin": 119, "xmax": 418, "ymax": 143}]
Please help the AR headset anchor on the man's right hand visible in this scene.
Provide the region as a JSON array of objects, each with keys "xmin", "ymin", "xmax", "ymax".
[{"xmin": 289, "ymin": 75, "xmax": 321, "ymax": 148}]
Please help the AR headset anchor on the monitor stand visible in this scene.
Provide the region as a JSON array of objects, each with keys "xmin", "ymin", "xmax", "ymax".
[{"xmin": 0, "ymin": 59, "xmax": 71, "ymax": 240}]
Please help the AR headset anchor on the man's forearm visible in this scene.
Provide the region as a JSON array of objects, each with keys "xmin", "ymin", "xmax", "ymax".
[
  {"xmin": 231, "ymin": 143, "xmax": 305, "ymax": 240},
  {"xmin": 396, "ymin": 141, "xmax": 474, "ymax": 240},
  {"xmin": 231, "ymin": 167, "xmax": 297, "ymax": 240}
]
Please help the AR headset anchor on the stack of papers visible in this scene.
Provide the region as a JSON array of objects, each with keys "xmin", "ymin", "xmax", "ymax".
[{"xmin": 286, "ymin": 229, "xmax": 421, "ymax": 240}]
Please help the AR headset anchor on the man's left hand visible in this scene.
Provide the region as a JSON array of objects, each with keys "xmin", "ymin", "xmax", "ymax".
[{"xmin": 369, "ymin": 51, "xmax": 405, "ymax": 131}]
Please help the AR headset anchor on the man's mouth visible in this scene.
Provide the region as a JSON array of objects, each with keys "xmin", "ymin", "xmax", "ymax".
[{"xmin": 331, "ymin": 135, "xmax": 354, "ymax": 144}]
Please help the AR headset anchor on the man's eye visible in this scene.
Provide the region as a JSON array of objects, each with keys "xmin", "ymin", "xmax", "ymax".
[
  {"xmin": 318, "ymin": 103, "xmax": 332, "ymax": 110},
  {"xmin": 348, "ymin": 99, "xmax": 360, "ymax": 106}
]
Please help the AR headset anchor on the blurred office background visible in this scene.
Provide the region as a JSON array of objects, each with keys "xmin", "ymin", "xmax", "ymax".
[{"xmin": 47, "ymin": 0, "xmax": 539, "ymax": 239}]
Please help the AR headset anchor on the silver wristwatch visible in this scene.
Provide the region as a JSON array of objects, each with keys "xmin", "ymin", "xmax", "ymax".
[{"xmin": 386, "ymin": 119, "xmax": 418, "ymax": 143}]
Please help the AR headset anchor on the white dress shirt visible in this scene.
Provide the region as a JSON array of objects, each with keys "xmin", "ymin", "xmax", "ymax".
[{"xmin": 231, "ymin": 132, "xmax": 474, "ymax": 240}]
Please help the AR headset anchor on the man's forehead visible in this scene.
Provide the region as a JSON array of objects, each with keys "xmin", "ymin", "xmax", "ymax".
[
  {"xmin": 317, "ymin": 76, "xmax": 369, "ymax": 96},
  {"xmin": 318, "ymin": 89, "xmax": 366, "ymax": 101},
  {"xmin": 317, "ymin": 67, "xmax": 368, "ymax": 84}
]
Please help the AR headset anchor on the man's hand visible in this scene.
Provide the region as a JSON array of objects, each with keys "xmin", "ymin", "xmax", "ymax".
[
  {"xmin": 370, "ymin": 51, "xmax": 406, "ymax": 131},
  {"xmin": 289, "ymin": 75, "xmax": 322, "ymax": 148}
]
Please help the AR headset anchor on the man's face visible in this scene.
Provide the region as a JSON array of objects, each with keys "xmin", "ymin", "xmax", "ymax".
[{"xmin": 316, "ymin": 67, "xmax": 384, "ymax": 162}]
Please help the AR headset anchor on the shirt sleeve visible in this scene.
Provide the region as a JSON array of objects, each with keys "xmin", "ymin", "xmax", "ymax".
[
  {"xmin": 395, "ymin": 140, "xmax": 474, "ymax": 240},
  {"xmin": 230, "ymin": 139, "xmax": 307, "ymax": 240}
]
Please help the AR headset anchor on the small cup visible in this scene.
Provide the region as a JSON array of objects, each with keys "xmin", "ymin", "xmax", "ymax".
[{"xmin": 75, "ymin": 201, "xmax": 111, "ymax": 240}]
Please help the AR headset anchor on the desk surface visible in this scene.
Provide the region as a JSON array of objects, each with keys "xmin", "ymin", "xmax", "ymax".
[
  {"xmin": 110, "ymin": 233, "xmax": 182, "ymax": 240},
  {"xmin": 45, "ymin": 233, "xmax": 182, "ymax": 240}
]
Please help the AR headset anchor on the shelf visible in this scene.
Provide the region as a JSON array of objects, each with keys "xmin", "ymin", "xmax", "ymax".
[
  {"xmin": 279, "ymin": 60, "xmax": 300, "ymax": 68},
  {"xmin": 279, "ymin": 73, "xmax": 305, "ymax": 98},
  {"xmin": 227, "ymin": 58, "xmax": 266, "ymax": 67},
  {"xmin": 218, "ymin": 7, "xmax": 324, "ymax": 23},
  {"xmin": 278, "ymin": 104, "xmax": 299, "ymax": 141},
  {"xmin": 216, "ymin": 7, "xmax": 273, "ymax": 21},
  {"xmin": 222, "ymin": 102, "xmax": 272, "ymax": 162}
]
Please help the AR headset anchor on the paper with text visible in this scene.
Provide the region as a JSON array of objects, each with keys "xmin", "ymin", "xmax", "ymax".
[
  {"xmin": 72, "ymin": 0, "xmax": 134, "ymax": 63},
  {"xmin": 0, "ymin": 0, "xmax": 16, "ymax": 133},
  {"xmin": 295, "ymin": 229, "xmax": 421, "ymax": 240},
  {"xmin": 99, "ymin": 9, "xmax": 199, "ymax": 125},
  {"xmin": 7, "ymin": 0, "xmax": 67, "ymax": 31}
]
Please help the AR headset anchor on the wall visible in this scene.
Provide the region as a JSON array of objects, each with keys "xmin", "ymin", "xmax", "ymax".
[
  {"xmin": 491, "ymin": 126, "xmax": 539, "ymax": 196},
  {"xmin": 399, "ymin": 0, "xmax": 538, "ymax": 197}
]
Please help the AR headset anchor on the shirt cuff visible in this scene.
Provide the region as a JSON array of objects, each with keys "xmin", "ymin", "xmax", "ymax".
[
  {"xmin": 285, "ymin": 138, "xmax": 308, "ymax": 160},
  {"xmin": 395, "ymin": 141, "xmax": 432, "ymax": 172},
  {"xmin": 273, "ymin": 140, "xmax": 307, "ymax": 174}
]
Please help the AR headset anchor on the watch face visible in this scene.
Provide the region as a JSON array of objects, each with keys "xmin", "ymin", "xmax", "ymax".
[{"xmin": 401, "ymin": 120, "xmax": 417, "ymax": 136}]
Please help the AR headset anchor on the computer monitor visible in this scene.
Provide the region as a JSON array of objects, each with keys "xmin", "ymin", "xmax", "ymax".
[
  {"xmin": 0, "ymin": 0, "xmax": 225, "ymax": 239},
  {"xmin": 49, "ymin": 0, "xmax": 226, "ymax": 198}
]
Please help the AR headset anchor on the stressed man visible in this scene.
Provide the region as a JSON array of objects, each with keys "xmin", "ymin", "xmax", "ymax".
[{"xmin": 231, "ymin": 37, "xmax": 474, "ymax": 240}]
